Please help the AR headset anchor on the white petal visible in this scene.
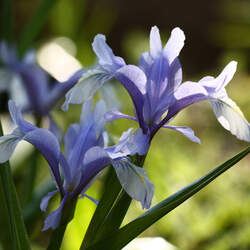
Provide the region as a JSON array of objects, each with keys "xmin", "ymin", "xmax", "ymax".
[{"xmin": 211, "ymin": 98, "xmax": 250, "ymax": 142}]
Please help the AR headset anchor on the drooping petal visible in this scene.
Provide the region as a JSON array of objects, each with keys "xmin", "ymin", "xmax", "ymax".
[
  {"xmin": 211, "ymin": 98, "xmax": 250, "ymax": 142},
  {"xmin": 163, "ymin": 125, "xmax": 201, "ymax": 144},
  {"xmin": 62, "ymin": 68, "xmax": 109, "ymax": 111},
  {"xmin": 0, "ymin": 128, "xmax": 23, "ymax": 163},
  {"xmin": 105, "ymin": 110, "xmax": 136, "ymax": 122},
  {"xmin": 112, "ymin": 159, "xmax": 154, "ymax": 209},
  {"xmin": 150, "ymin": 26, "xmax": 162, "ymax": 58},
  {"xmin": 40, "ymin": 190, "xmax": 58, "ymax": 212},
  {"xmin": 42, "ymin": 195, "xmax": 67, "ymax": 231},
  {"xmin": 163, "ymin": 27, "xmax": 185, "ymax": 64}
]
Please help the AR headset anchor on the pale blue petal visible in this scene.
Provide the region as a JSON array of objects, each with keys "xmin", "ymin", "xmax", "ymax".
[
  {"xmin": 93, "ymin": 100, "xmax": 107, "ymax": 135},
  {"xmin": 211, "ymin": 98, "xmax": 250, "ymax": 142},
  {"xmin": 80, "ymin": 99, "xmax": 93, "ymax": 126},
  {"xmin": 40, "ymin": 190, "xmax": 58, "ymax": 212},
  {"xmin": 138, "ymin": 52, "xmax": 154, "ymax": 77},
  {"xmin": 92, "ymin": 35, "xmax": 125, "ymax": 72},
  {"xmin": 163, "ymin": 125, "xmax": 201, "ymax": 144},
  {"xmin": 113, "ymin": 159, "xmax": 154, "ymax": 209},
  {"xmin": 48, "ymin": 115, "xmax": 62, "ymax": 142},
  {"xmin": 62, "ymin": 68, "xmax": 109, "ymax": 111},
  {"xmin": 100, "ymin": 83, "xmax": 121, "ymax": 110},
  {"xmin": 150, "ymin": 26, "xmax": 162, "ymax": 58},
  {"xmin": 163, "ymin": 27, "xmax": 185, "ymax": 64}
]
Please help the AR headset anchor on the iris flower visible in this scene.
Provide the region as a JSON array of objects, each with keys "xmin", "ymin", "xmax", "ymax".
[
  {"xmin": 0, "ymin": 100, "xmax": 153, "ymax": 230},
  {"xmin": 63, "ymin": 26, "xmax": 250, "ymax": 145},
  {"xmin": 0, "ymin": 41, "xmax": 84, "ymax": 116}
]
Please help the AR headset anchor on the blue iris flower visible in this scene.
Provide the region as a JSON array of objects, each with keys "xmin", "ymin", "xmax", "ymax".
[
  {"xmin": 0, "ymin": 100, "xmax": 154, "ymax": 230},
  {"xmin": 63, "ymin": 26, "xmax": 250, "ymax": 146}
]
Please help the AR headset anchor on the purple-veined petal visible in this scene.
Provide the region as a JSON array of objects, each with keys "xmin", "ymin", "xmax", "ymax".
[
  {"xmin": 163, "ymin": 27, "xmax": 185, "ymax": 64},
  {"xmin": 112, "ymin": 158, "xmax": 154, "ymax": 209},
  {"xmin": 105, "ymin": 110, "xmax": 136, "ymax": 122},
  {"xmin": 210, "ymin": 98, "xmax": 250, "ymax": 142},
  {"xmin": 62, "ymin": 68, "xmax": 109, "ymax": 111},
  {"xmin": 8, "ymin": 100, "xmax": 35, "ymax": 133},
  {"xmin": 40, "ymin": 190, "xmax": 58, "ymax": 212},
  {"xmin": 59, "ymin": 153, "xmax": 72, "ymax": 188},
  {"xmin": 163, "ymin": 125, "xmax": 201, "ymax": 144},
  {"xmin": 150, "ymin": 26, "xmax": 162, "ymax": 59},
  {"xmin": 42, "ymin": 195, "xmax": 67, "ymax": 231},
  {"xmin": 114, "ymin": 65, "xmax": 146, "ymax": 131},
  {"xmin": 0, "ymin": 128, "xmax": 23, "ymax": 163},
  {"xmin": 92, "ymin": 35, "xmax": 125, "ymax": 72}
]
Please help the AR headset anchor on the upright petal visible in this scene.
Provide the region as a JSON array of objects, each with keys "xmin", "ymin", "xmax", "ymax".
[
  {"xmin": 92, "ymin": 35, "xmax": 125, "ymax": 72},
  {"xmin": 112, "ymin": 159, "xmax": 154, "ymax": 209},
  {"xmin": 163, "ymin": 27, "xmax": 185, "ymax": 64},
  {"xmin": 150, "ymin": 26, "xmax": 162, "ymax": 58}
]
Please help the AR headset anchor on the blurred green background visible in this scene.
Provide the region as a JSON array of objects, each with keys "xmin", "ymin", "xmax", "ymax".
[{"xmin": 1, "ymin": 0, "xmax": 250, "ymax": 249}]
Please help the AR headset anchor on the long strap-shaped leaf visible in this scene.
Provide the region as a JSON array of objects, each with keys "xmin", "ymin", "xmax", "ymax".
[
  {"xmin": 0, "ymin": 123, "xmax": 31, "ymax": 250},
  {"xmin": 86, "ymin": 147, "xmax": 250, "ymax": 250}
]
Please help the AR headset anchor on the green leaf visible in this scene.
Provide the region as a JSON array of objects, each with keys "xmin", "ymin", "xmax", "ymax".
[
  {"xmin": 81, "ymin": 167, "xmax": 123, "ymax": 249},
  {"xmin": 0, "ymin": 123, "xmax": 31, "ymax": 250},
  {"xmin": 86, "ymin": 147, "xmax": 250, "ymax": 250},
  {"xmin": 18, "ymin": 0, "xmax": 59, "ymax": 57}
]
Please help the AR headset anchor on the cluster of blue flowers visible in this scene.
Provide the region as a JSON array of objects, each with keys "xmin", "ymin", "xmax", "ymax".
[{"xmin": 0, "ymin": 26, "xmax": 249, "ymax": 231}]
